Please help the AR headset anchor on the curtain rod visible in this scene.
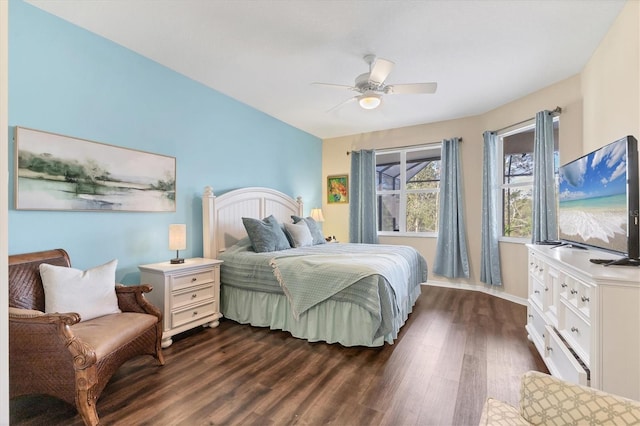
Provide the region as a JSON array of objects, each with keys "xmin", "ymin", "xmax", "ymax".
[
  {"xmin": 346, "ymin": 137, "xmax": 463, "ymax": 155},
  {"xmin": 491, "ymin": 106, "xmax": 562, "ymax": 134}
]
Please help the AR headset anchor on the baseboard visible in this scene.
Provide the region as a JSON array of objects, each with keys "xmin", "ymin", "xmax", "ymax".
[{"xmin": 423, "ymin": 280, "xmax": 527, "ymax": 306}]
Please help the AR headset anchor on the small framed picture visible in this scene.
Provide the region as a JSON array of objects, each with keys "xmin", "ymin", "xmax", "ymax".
[{"xmin": 327, "ymin": 174, "xmax": 348, "ymax": 204}]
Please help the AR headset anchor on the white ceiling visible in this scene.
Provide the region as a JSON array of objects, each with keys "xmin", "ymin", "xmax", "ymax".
[{"xmin": 27, "ymin": 0, "xmax": 626, "ymax": 140}]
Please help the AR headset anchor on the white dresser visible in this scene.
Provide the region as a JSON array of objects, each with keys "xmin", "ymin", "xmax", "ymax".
[
  {"xmin": 526, "ymin": 244, "xmax": 640, "ymax": 400},
  {"xmin": 139, "ymin": 258, "xmax": 223, "ymax": 348}
]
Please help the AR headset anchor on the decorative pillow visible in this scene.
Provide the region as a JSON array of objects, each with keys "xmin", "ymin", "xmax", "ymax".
[
  {"xmin": 242, "ymin": 215, "xmax": 291, "ymax": 252},
  {"xmin": 39, "ymin": 259, "xmax": 121, "ymax": 322},
  {"xmin": 284, "ymin": 221, "xmax": 314, "ymax": 248},
  {"xmin": 292, "ymin": 215, "xmax": 326, "ymax": 245}
]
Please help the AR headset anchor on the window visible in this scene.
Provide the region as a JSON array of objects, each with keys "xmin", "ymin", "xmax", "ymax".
[
  {"xmin": 376, "ymin": 145, "xmax": 441, "ymax": 235},
  {"xmin": 498, "ymin": 119, "xmax": 559, "ymax": 239}
]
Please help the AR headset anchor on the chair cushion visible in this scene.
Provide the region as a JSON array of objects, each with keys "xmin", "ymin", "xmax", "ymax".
[
  {"xmin": 72, "ymin": 312, "xmax": 158, "ymax": 359},
  {"xmin": 479, "ymin": 398, "xmax": 531, "ymax": 425},
  {"xmin": 39, "ymin": 259, "xmax": 121, "ymax": 322},
  {"xmin": 520, "ymin": 371, "xmax": 640, "ymax": 425}
]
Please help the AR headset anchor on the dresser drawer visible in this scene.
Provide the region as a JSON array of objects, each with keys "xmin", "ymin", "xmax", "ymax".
[
  {"xmin": 171, "ymin": 283, "xmax": 215, "ymax": 310},
  {"xmin": 530, "ymin": 278, "xmax": 545, "ymax": 310},
  {"xmin": 559, "ymin": 300, "xmax": 591, "ymax": 364},
  {"xmin": 171, "ymin": 301, "xmax": 216, "ymax": 328},
  {"xmin": 544, "ymin": 325, "xmax": 589, "ymax": 387},
  {"xmin": 527, "ymin": 302, "xmax": 546, "ymax": 353},
  {"xmin": 170, "ymin": 269, "xmax": 216, "ymax": 291}
]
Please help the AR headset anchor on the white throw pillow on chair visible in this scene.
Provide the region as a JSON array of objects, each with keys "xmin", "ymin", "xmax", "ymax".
[{"xmin": 40, "ymin": 259, "xmax": 121, "ymax": 322}]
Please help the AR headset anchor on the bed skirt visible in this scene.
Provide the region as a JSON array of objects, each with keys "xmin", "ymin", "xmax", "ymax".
[{"xmin": 220, "ymin": 283, "xmax": 421, "ymax": 347}]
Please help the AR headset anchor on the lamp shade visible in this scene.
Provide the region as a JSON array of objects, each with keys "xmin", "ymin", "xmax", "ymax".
[
  {"xmin": 358, "ymin": 92, "xmax": 381, "ymax": 110},
  {"xmin": 168, "ymin": 224, "xmax": 187, "ymax": 250},
  {"xmin": 310, "ymin": 208, "xmax": 325, "ymax": 222}
]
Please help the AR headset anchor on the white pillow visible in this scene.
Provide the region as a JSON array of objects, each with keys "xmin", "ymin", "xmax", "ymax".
[
  {"xmin": 39, "ymin": 259, "xmax": 121, "ymax": 322},
  {"xmin": 284, "ymin": 222, "xmax": 313, "ymax": 248}
]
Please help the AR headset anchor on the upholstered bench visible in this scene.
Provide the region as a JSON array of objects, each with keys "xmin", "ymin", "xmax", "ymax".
[{"xmin": 9, "ymin": 248, "xmax": 165, "ymax": 426}]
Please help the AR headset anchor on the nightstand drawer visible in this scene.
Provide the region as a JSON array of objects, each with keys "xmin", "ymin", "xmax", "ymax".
[
  {"xmin": 171, "ymin": 270, "xmax": 215, "ymax": 290},
  {"xmin": 171, "ymin": 301, "xmax": 216, "ymax": 328},
  {"xmin": 171, "ymin": 283, "xmax": 215, "ymax": 309}
]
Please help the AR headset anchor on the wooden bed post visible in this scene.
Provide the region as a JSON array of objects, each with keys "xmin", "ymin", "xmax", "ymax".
[{"xmin": 202, "ymin": 186, "xmax": 216, "ymax": 259}]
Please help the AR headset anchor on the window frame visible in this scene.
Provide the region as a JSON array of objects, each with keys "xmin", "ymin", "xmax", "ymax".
[
  {"xmin": 376, "ymin": 143, "xmax": 442, "ymax": 238},
  {"xmin": 497, "ymin": 117, "xmax": 559, "ymax": 243}
]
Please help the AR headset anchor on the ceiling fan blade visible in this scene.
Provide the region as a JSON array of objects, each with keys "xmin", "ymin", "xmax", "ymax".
[
  {"xmin": 312, "ymin": 82, "xmax": 358, "ymax": 91},
  {"xmin": 369, "ymin": 58, "xmax": 395, "ymax": 85},
  {"xmin": 385, "ymin": 82, "xmax": 437, "ymax": 95},
  {"xmin": 326, "ymin": 96, "xmax": 356, "ymax": 113}
]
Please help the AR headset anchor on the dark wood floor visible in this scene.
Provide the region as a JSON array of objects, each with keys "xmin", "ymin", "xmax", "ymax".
[{"xmin": 11, "ymin": 285, "xmax": 547, "ymax": 426}]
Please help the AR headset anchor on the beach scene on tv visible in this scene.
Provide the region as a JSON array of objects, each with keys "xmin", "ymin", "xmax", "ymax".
[{"xmin": 558, "ymin": 138, "xmax": 628, "ymax": 253}]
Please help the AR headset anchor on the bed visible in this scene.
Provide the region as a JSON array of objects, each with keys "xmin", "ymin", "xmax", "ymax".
[{"xmin": 202, "ymin": 186, "xmax": 427, "ymax": 347}]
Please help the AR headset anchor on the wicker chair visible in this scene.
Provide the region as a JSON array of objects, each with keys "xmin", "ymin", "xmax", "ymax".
[{"xmin": 9, "ymin": 248, "xmax": 165, "ymax": 426}]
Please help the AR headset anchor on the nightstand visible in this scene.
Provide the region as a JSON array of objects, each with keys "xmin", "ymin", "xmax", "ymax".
[{"xmin": 139, "ymin": 258, "xmax": 223, "ymax": 348}]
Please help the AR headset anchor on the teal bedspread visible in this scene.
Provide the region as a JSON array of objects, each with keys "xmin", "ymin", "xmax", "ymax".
[{"xmin": 219, "ymin": 239, "xmax": 427, "ymax": 340}]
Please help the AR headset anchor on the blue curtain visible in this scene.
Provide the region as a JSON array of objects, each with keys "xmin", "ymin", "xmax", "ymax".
[
  {"xmin": 480, "ymin": 131, "xmax": 502, "ymax": 285},
  {"xmin": 433, "ymin": 138, "xmax": 469, "ymax": 278},
  {"xmin": 349, "ymin": 149, "xmax": 379, "ymax": 244},
  {"xmin": 532, "ymin": 110, "xmax": 558, "ymax": 243}
]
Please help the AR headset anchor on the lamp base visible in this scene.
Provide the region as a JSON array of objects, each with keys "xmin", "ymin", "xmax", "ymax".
[{"xmin": 170, "ymin": 258, "xmax": 184, "ymax": 264}]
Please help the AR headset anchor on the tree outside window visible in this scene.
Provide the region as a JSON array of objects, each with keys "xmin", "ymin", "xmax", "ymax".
[{"xmin": 376, "ymin": 145, "xmax": 441, "ymax": 235}]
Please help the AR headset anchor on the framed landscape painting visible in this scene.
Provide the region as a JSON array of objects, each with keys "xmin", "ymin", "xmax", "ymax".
[
  {"xmin": 15, "ymin": 127, "xmax": 176, "ymax": 212},
  {"xmin": 327, "ymin": 174, "xmax": 348, "ymax": 204}
]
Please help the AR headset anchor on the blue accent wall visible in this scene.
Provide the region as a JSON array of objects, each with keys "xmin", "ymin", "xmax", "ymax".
[{"xmin": 8, "ymin": 1, "xmax": 322, "ymax": 283}]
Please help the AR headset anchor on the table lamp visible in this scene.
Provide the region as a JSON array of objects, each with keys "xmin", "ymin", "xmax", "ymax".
[{"xmin": 169, "ymin": 224, "xmax": 186, "ymax": 264}]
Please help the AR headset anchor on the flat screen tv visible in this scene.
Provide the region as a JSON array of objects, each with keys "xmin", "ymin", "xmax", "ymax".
[{"xmin": 557, "ymin": 135, "xmax": 639, "ymax": 265}]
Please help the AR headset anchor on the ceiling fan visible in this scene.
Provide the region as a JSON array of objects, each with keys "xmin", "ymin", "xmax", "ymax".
[{"xmin": 312, "ymin": 55, "xmax": 437, "ymax": 111}]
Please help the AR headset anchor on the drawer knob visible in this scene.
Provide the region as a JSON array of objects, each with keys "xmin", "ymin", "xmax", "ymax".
[
  {"xmin": 581, "ymin": 296, "xmax": 590, "ymax": 302},
  {"xmin": 528, "ymin": 314, "xmax": 533, "ymax": 319},
  {"xmin": 571, "ymin": 326, "xmax": 579, "ymax": 333},
  {"xmin": 192, "ymin": 293, "xmax": 197, "ymax": 298},
  {"xmin": 191, "ymin": 277, "xmax": 197, "ymax": 282},
  {"xmin": 570, "ymin": 289, "xmax": 578, "ymax": 295},
  {"xmin": 561, "ymin": 283, "xmax": 567, "ymax": 288},
  {"xmin": 534, "ymin": 290, "xmax": 540, "ymax": 294},
  {"xmin": 546, "ymin": 346, "xmax": 553, "ymax": 352},
  {"xmin": 192, "ymin": 311, "xmax": 198, "ymax": 316},
  {"xmin": 545, "ymin": 287, "xmax": 549, "ymax": 292}
]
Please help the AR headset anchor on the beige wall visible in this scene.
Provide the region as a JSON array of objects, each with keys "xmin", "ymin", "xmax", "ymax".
[
  {"xmin": 582, "ymin": 0, "xmax": 639, "ymax": 152},
  {"xmin": 321, "ymin": 1, "xmax": 638, "ymax": 301}
]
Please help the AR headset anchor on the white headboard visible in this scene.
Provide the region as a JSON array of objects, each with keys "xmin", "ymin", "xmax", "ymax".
[{"xmin": 202, "ymin": 186, "xmax": 304, "ymax": 259}]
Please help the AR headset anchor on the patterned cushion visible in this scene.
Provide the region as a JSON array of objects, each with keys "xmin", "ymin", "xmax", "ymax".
[
  {"xmin": 479, "ymin": 398, "xmax": 531, "ymax": 426},
  {"xmin": 479, "ymin": 371, "xmax": 640, "ymax": 426},
  {"xmin": 520, "ymin": 371, "xmax": 640, "ymax": 426}
]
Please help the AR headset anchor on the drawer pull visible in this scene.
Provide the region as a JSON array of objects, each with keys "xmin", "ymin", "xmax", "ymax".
[
  {"xmin": 192, "ymin": 293, "xmax": 197, "ymax": 298},
  {"xmin": 561, "ymin": 283, "xmax": 567, "ymax": 288},
  {"xmin": 570, "ymin": 289, "xmax": 578, "ymax": 295},
  {"xmin": 528, "ymin": 314, "xmax": 533, "ymax": 318},
  {"xmin": 191, "ymin": 277, "xmax": 197, "ymax": 282},
  {"xmin": 545, "ymin": 287, "xmax": 549, "ymax": 292},
  {"xmin": 581, "ymin": 296, "xmax": 590, "ymax": 302},
  {"xmin": 571, "ymin": 326, "xmax": 579, "ymax": 333},
  {"xmin": 192, "ymin": 311, "xmax": 198, "ymax": 316},
  {"xmin": 546, "ymin": 346, "xmax": 553, "ymax": 352},
  {"xmin": 534, "ymin": 290, "xmax": 540, "ymax": 294}
]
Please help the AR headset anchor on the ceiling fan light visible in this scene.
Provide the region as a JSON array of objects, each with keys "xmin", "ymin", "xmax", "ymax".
[{"xmin": 358, "ymin": 93, "xmax": 381, "ymax": 110}]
